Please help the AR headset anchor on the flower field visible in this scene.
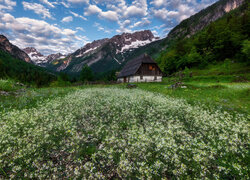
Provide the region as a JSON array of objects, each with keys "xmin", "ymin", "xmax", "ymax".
[{"xmin": 0, "ymin": 88, "xmax": 249, "ymax": 179}]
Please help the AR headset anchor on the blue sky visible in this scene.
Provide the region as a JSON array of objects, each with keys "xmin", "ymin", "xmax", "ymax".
[{"xmin": 0, "ymin": 0, "xmax": 218, "ymax": 55}]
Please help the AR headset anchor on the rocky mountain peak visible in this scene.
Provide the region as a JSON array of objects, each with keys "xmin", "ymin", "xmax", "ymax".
[
  {"xmin": 74, "ymin": 38, "xmax": 109, "ymax": 58},
  {"xmin": 23, "ymin": 47, "xmax": 44, "ymax": 58},
  {"xmin": 0, "ymin": 35, "xmax": 31, "ymax": 63},
  {"xmin": 46, "ymin": 53, "xmax": 65, "ymax": 63},
  {"xmin": 0, "ymin": 35, "xmax": 8, "ymax": 43},
  {"xmin": 224, "ymin": 0, "xmax": 244, "ymax": 12},
  {"xmin": 110, "ymin": 30, "xmax": 158, "ymax": 53},
  {"xmin": 74, "ymin": 30, "xmax": 158, "ymax": 58},
  {"xmin": 23, "ymin": 47, "xmax": 65, "ymax": 66}
]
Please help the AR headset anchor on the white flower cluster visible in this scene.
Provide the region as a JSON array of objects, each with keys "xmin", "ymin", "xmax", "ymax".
[{"xmin": 0, "ymin": 88, "xmax": 249, "ymax": 179}]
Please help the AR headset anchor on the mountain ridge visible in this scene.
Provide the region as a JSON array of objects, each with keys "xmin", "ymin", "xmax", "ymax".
[
  {"xmin": 166, "ymin": 0, "xmax": 245, "ymax": 41},
  {"xmin": 0, "ymin": 35, "xmax": 31, "ymax": 63},
  {"xmin": 48, "ymin": 30, "xmax": 159, "ymax": 74},
  {"xmin": 23, "ymin": 47, "xmax": 66, "ymax": 67}
]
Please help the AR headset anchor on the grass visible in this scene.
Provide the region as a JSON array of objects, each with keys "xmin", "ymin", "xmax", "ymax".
[
  {"xmin": 0, "ymin": 79, "xmax": 78, "ymax": 111},
  {"xmin": 1, "ymin": 75, "xmax": 249, "ymax": 114},
  {"xmin": 111, "ymin": 74, "xmax": 249, "ymax": 114},
  {"xmin": 0, "ymin": 76, "xmax": 249, "ymax": 179},
  {"xmin": 0, "ymin": 88, "xmax": 249, "ymax": 179},
  {"xmin": 129, "ymin": 81, "xmax": 250, "ymax": 114},
  {"xmin": 190, "ymin": 61, "xmax": 250, "ymax": 76},
  {"xmin": 0, "ymin": 79, "xmax": 23, "ymax": 92}
]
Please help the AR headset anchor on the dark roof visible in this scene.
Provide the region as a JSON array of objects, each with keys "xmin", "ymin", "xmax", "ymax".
[{"xmin": 117, "ymin": 54, "xmax": 157, "ymax": 78}]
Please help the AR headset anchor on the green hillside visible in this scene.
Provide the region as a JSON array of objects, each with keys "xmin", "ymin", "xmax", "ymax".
[
  {"xmin": 157, "ymin": 2, "xmax": 250, "ymax": 75},
  {"xmin": 0, "ymin": 50, "xmax": 56, "ymax": 86}
]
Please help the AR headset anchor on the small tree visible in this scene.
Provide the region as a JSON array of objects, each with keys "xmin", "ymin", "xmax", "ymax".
[{"xmin": 80, "ymin": 64, "xmax": 94, "ymax": 82}]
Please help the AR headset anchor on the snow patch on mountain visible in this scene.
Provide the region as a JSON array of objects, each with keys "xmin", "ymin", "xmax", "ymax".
[
  {"xmin": 23, "ymin": 47, "xmax": 65, "ymax": 66},
  {"xmin": 113, "ymin": 57, "xmax": 121, "ymax": 64},
  {"xmin": 120, "ymin": 39, "xmax": 156, "ymax": 53},
  {"xmin": 76, "ymin": 46, "xmax": 99, "ymax": 57}
]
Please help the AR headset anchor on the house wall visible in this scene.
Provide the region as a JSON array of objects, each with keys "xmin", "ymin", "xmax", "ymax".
[{"xmin": 118, "ymin": 75, "xmax": 162, "ymax": 83}]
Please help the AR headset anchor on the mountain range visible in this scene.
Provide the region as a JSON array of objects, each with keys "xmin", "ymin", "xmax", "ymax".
[
  {"xmin": 0, "ymin": 0, "xmax": 247, "ymax": 79},
  {"xmin": 22, "ymin": 47, "xmax": 66, "ymax": 67}
]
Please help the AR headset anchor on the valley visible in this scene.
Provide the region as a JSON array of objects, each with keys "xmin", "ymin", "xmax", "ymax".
[{"xmin": 0, "ymin": 0, "xmax": 249, "ymax": 179}]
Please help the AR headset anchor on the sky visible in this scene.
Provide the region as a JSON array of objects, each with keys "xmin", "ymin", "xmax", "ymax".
[{"xmin": 0, "ymin": 0, "xmax": 218, "ymax": 55}]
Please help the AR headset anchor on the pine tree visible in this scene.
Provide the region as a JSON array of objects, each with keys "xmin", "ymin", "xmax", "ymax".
[{"xmin": 80, "ymin": 65, "xmax": 94, "ymax": 82}]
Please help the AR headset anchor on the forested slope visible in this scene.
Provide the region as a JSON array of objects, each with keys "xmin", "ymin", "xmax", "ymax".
[
  {"xmin": 0, "ymin": 50, "xmax": 56, "ymax": 86},
  {"xmin": 157, "ymin": 2, "xmax": 250, "ymax": 75}
]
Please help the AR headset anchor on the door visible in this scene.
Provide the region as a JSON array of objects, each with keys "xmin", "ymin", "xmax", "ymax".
[{"xmin": 124, "ymin": 77, "xmax": 127, "ymax": 83}]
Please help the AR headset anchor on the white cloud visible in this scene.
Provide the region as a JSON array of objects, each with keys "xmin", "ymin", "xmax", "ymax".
[
  {"xmin": 84, "ymin": 4, "xmax": 118, "ymax": 21},
  {"xmin": 1, "ymin": 13, "xmax": 15, "ymax": 22},
  {"xmin": 150, "ymin": 0, "xmax": 167, "ymax": 7},
  {"xmin": 99, "ymin": 10, "xmax": 118, "ymax": 21},
  {"xmin": 152, "ymin": 8, "xmax": 179, "ymax": 22},
  {"xmin": 123, "ymin": 0, "xmax": 148, "ymax": 18},
  {"xmin": 94, "ymin": 22, "xmax": 112, "ymax": 34},
  {"xmin": 62, "ymin": 28, "xmax": 76, "ymax": 36},
  {"xmin": 76, "ymin": 27, "xmax": 85, "ymax": 32},
  {"xmin": 130, "ymin": 18, "xmax": 151, "ymax": 28},
  {"xmin": 39, "ymin": 0, "xmax": 55, "ymax": 8},
  {"xmin": 67, "ymin": 0, "xmax": 89, "ymax": 4},
  {"xmin": 61, "ymin": 16, "xmax": 73, "ymax": 23},
  {"xmin": 116, "ymin": 19, "xmax": 132, "ymax": 33},
  {"xmin": 0, "ymin": 0, "xmax": 16, "ymax": 11},
  {"xmin": 151, "ymin": 0, "xmax": 218, "ymax": 24},
  {"xmin": 0, "ymin": 12, "xmax": 89, "ymax": 55},
  {"xmin": 151, "ymin": 30, "xmax": 159, "ymax": 37},
  {"xmin": 84, "ymin": 0, "xmax": 149, "ymax": 21},
  {"xmin": 61, "ymin": 2, "xmax": 70, "ymax": 8},
  {"xmin": 84, "ymin": 4, "xmax": 102, "ymax": 15},
  {"xmin": 22, "ymin": 2, "xmax": 53, "ymax": 19},
  {"xmin": 178, "ymin": 4, "xmax": 195, "ymax": 21},
  {"xmin": 124, "ymin": 6, "xmax": 146, "ymax": 18},
  {"xmin": 153, "ymin": 24, "xmax": 166, "ymax": 30},
  {"xmin": 70, "ymin": 11, "xmax": 87, "ymax": 20}
]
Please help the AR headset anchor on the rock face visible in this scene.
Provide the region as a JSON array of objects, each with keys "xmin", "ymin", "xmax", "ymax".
[
  {"xmin": 23, "ymin": 47, "xmax": 65, "ymax": 66},
  {"xmin": 46, "ymin": 53, "xmax": 65, "ymax": 63},
  {"xmin": 23, "ymin": 47, "xmax": 46, "ymax": 64},
  {"xmin": 0, "ymin": 35, "xmax": 31, "ymax": 63},
  {"xmin": 109, "ymin": 30, "xmax": 156, "ymax": 53},
  {"xmin": 167, "ymin": 0, "xmax": 245, "ymax": 40},
  {"xmin": 50, "ymin": 30, "xmax": 159, "ymax": 73},
  {"xmin": 74, "ymin": 38, "xmax": 109, "ymax": 58}
]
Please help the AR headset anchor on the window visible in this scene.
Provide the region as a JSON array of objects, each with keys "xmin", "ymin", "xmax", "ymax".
[
  {"xmin": 149, "ymin": 65, "xmax": 155, "ymax": 71},
  {"xmin": 140, "ymin": 75, "xmax": 143, "ymax": 80}
]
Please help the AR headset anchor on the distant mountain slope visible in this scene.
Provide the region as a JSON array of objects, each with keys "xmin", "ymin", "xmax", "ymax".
[
  {"xmin": 0, "ymin": 35, "xmax": 31, "ymax": 63},
  {"xmin": 157, "ymin": 0, "xmax": 249, "ymax": 74},
  {"xmin": 166, "ymin": 0, "xmax": 245, "ymax": 42},
  {"xmin": 23, "ymin": 47, "xmax": 66, "ymax": 67},
  {"xmin": 47, "ymin": 30, "xmax": 159, "ymax": 75},
  {"xmin": 0, "ymin": 50, "xmax": 56, "ymax": 86},
  {"xmin": 0, "ymin": 36, "xmax": 56, "ymax": 86}
]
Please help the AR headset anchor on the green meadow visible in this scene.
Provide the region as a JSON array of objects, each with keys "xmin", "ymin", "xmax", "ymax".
[{"xmin": 0, "ymin": 73, "xmax": 249, "ymax": 179}]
